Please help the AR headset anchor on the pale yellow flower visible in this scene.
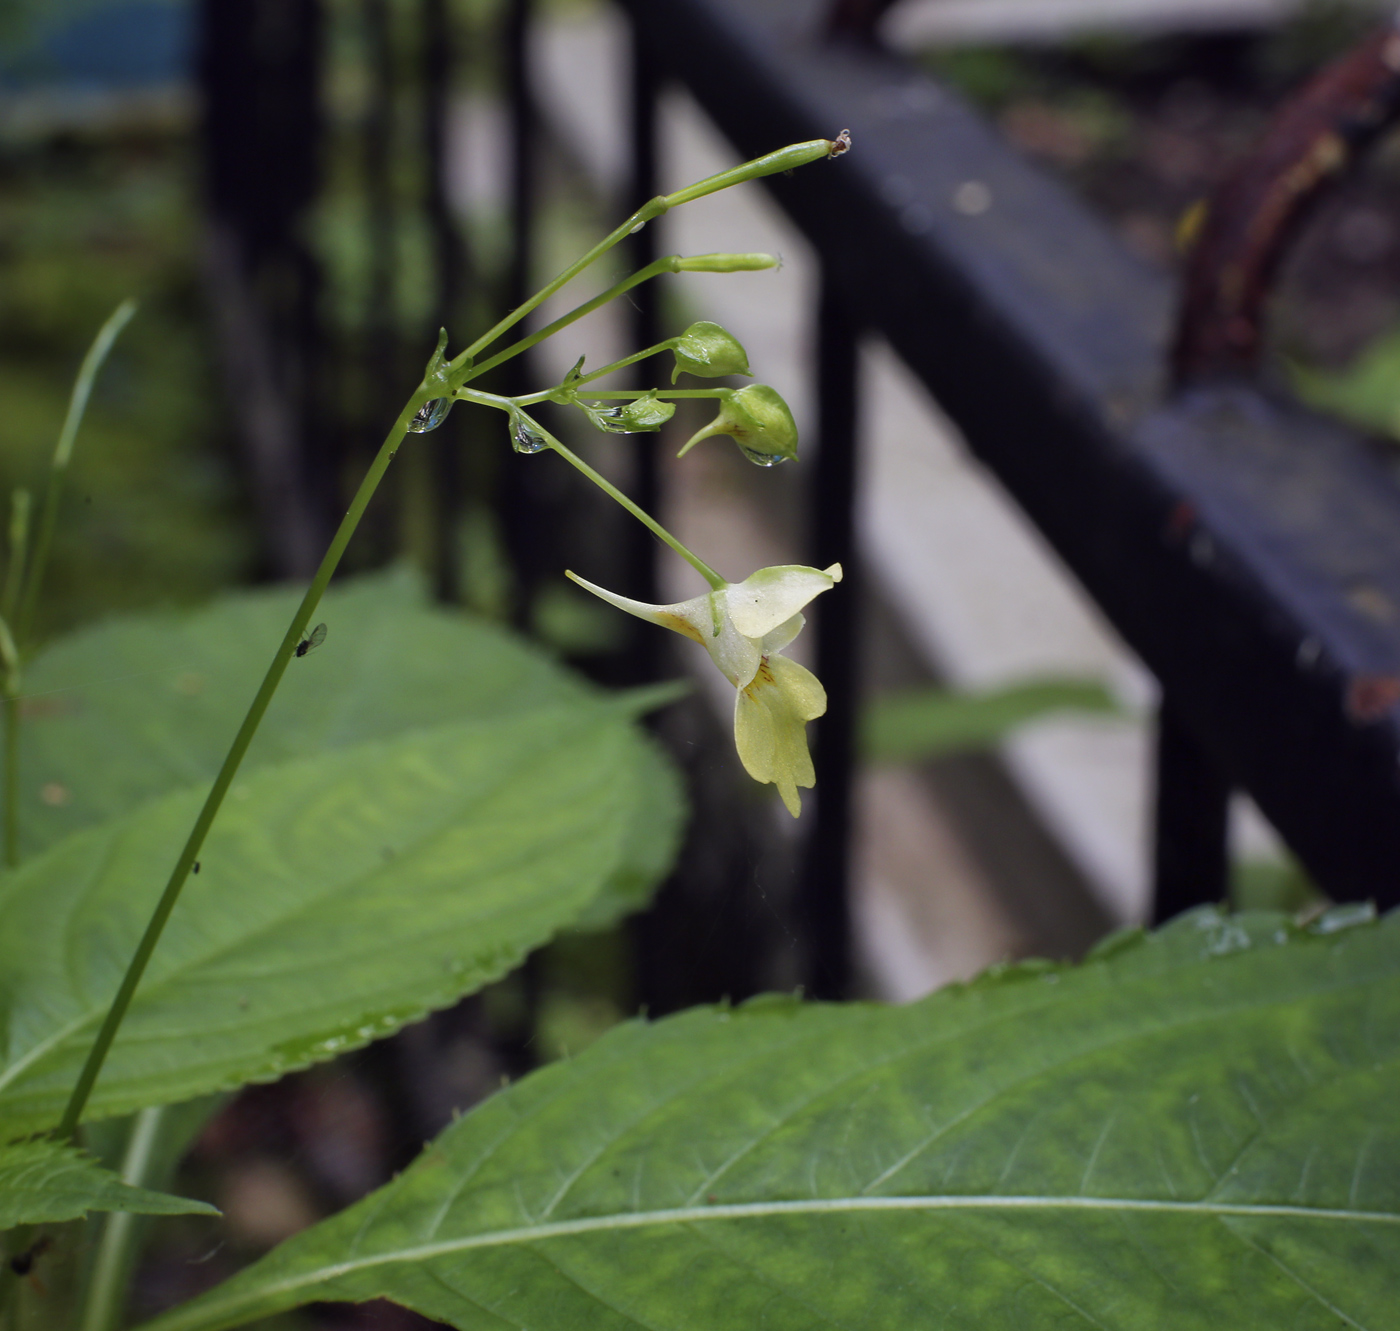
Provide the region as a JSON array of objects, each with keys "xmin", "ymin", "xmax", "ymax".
[{"xmin": 566, "ymin": 563, "xmax": 841, "ymax": 816}]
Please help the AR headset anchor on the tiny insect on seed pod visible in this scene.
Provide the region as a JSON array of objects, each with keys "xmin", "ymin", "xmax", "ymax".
[
  {"xmin": 670, "ymin": 321, "xmax": 752, "ymax": 383},
  {"xmin": 677, "ymin": 384, "xmax": 799, "ymax": 466}
]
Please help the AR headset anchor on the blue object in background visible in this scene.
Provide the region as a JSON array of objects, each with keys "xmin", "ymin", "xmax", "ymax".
[{"xmin": 1, "ymin": 1, "xmax": 193, "ymax": 89}]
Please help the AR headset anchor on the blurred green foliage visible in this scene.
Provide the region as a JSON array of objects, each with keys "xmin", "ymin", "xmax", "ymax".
[
  {"xmin": 0, "ymin": 118, "xmax": 251, "ymax": 640},
  {"xmin": 1290, "ymin": 323, "xmax": 1400, "ymax": 442},
  {"xmin": 1259, "ymin": 0, "xmax": 1383, "ymax": 87},
  {"xmin": 920, "ymin": 0, "xmax": 1385, "ymax": 113},
  {"xmin": 1232, "ymin": 853, "xmax": 1325, "ymax": 914},
  {"xmin": 861, "ymin": 678, "xmax": 1121, "ymax": 765}
]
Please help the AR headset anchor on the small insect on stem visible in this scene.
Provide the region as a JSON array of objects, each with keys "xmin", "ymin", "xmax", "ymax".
[{"xmin": 295, "ymin": 623, "xmax": 327, "ymax": 658}]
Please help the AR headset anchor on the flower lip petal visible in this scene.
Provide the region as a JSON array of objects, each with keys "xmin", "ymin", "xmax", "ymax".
[
  {"xmin": 733, "ymin": 654, "xmax": 827, "ymax": 817},
  {"xmin": 725, "ymin": 563, "xmax": 842, "ymax": 640}
]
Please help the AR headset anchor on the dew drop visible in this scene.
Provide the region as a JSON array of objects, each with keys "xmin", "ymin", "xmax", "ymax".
[
  {"xmin": 742, "ymin": 447, "xmax": 786, "ymax": 467},
  {"xmin": 512, "ymin": 419, "xmax": 547, "ymax": 454},
  {"xmin": 408, "ymin": 398, "xmax": 451, "ymax": 433}
]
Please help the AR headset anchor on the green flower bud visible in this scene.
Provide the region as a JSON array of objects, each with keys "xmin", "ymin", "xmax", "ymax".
[
  {"xmin": 670, "ymin": 321, "xmax": 752, "ymax": 383},
  {"xmin": 674, "ymin": 253, "xmax": 779, "ymax": 273},
  {"xmin": 662, "ymin": 136, "xmax": 848, "ymax": 209},
  {"xmin": 677, "ymin": 384, "xmax": 798, "ymax": 466},
  {"xmin": 580, "ymin": 391, "xmax": 677, "ymax": 434}
]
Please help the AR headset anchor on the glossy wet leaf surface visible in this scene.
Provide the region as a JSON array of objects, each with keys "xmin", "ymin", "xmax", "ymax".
[
  {"xmin": 0, "ymin": 1140, "xmax": 215, "ymax": 1229},
  {"xmin": 143, "ymin": 906, "xmax": 1400, "ymax": 1331}
]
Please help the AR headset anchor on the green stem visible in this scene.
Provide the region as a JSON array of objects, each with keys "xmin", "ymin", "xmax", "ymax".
[
  {"xmin": 515, "ymin": 405, "xmax": 725, "ymax": 590},
  {"xmin": 563, "ymin": 343, "xmax": 675, "ymax": 392},
  {"xmin": 2, "ymin": 492, "xmax": 27, "ymax": 870},
  {"xmin": 452, "ymin": 201, "xmax": 669, "ymax": 371},
  {"xmin": 2, "ymin": 491, "xmax": 31, "ymax": 625},
  {"xmin": 461, "ymin": 257, "xmax": 680, "ymax": 383},
  {"xmin": 560, "ymin": 390, "xmax": 730, "ymax": 401},
  {"xmin": 662, "ymin": 137, "xmax": 835, "ymax": 208},
  {"xmin": 79, "ymin": 1106, "xmax": 167, "ymax": 1331},
  {"xmin": 448, "ymin": 135, "xmax": 836, "ymax": 375},
  {"xmin": 3, "ymin": 695, "xmax": 17, "ymax": 871},
  {"xmin": 18, "ymin": 299, "xmax": 137, "ymax": 650},
  {"xmin": 0, "ymin": 612, "xmax": 20, "ymax": 871},
  {"xmin": 54, "ymin": 392, "xmax": 427, "ymax": 1142},
  {"xmin": 509, "ymin": 345, "xmax": 681, "ymax": 410}
]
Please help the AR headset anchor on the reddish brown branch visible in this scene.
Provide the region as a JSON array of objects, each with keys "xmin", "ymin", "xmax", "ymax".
[{"xmin": 1173, "ymin": 17, "xmax": 1400, "ymax": 385}]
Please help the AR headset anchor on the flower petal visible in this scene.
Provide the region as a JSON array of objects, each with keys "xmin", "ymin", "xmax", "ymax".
[
  {"xmin": 733, "ymin": 654, "xmax": 828, "ymax": 817},
  {"xmin": 566, "ymin": 571, "xmax": 712, "ymax": 644},
  {"xmin": 725, "ymin": 563, "xmax": 842, "ymax": 640},
  {"xmin": 567, "ymin": 573, "xmax": 760, "ymax": 688},
  {"xmin": 761, "ymin": 612, "xmax": 804, "ymax": 656},
  {"xmin": 706, "ymin": 598, "xmax": 763, "ymax": 689}
]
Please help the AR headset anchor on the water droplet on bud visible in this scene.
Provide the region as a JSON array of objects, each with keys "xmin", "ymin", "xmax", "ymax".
[
  {"xmin": 742, "ymin": 448, "xmax": 786, "ymax": 467},
  {"xmin": 512, "ymin": 419, "xmax": 547, "ymax": 454},
  {"xmin": 408, "ymin": 398, "xmax": 451, "ymax": 432}
]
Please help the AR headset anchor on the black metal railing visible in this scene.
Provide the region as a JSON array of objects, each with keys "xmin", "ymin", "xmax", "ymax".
[{"xmin": 615, "ymin": 0, "xmax": 1400, "ymax": 986}]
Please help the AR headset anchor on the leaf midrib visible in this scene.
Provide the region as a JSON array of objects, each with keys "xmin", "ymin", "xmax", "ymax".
[{"xmin": 145, "ymin": 1193, "xmax": 1400, "ymax": 1331}]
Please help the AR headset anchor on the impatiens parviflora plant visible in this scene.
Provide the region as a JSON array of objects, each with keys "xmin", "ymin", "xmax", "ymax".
[{"xmin": 0, "ymin": 134, "xmax": 848, "ymax": 1324}]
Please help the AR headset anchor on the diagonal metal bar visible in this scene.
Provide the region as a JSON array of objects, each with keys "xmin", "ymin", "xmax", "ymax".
[{"xmin": 618, "ymin": 0, "xmax": 1400, "ymax": 904}]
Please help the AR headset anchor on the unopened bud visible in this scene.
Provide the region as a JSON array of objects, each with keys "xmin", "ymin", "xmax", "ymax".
[
  {"xmin": 677, "ymin": 384, "xmax": 798, "ymax": 466},
  {"xmin": 581, "ymin": 392, "xmax": 676, "ymax": 434},
  {"xmin": 674, "ymin": 253, "xmax": 779, "ymax": 273},
  {"xmin": 662, "ymin": 137, "xmax": 842, "ymax": 208},
  {"xmin": 671, "ymin": 321, "xmax": 752, "ymax": 382}
]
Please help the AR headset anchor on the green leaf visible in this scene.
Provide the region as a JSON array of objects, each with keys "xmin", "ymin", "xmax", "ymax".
[
  {"xmin": 0, "ymin": 703, "xmax": 643, "ymax": 1138},
  {"xmin": 143, "ymin": 907, "xmax": 1400, "ymax": 1331},
  {"xmin": 15, "ymin": 568, "xmax": 601, "ymax": 857},
  {"xmin": 862, "ymin": 677, "xmax": 1120, "ymax": 764},
  {"xmin": 16, "ymin": 565, "xmax": 685, "ymax": 941},
  {"xmin": 1290, "ymin": 326, "xmax": 1400, "ymax": 443},
  {"xmin": 569, "ymin": 731, "xmax": 684, "ymax": 932},
  {"xmin": 0, "ymin": 1140, "xmax": 215, "ymax": 1229}
]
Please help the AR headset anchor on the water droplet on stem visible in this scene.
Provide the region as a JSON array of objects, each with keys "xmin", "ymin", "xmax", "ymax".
[{"xmin": 408, "ymin": 398, "xmax": 451, "ymax": 432}]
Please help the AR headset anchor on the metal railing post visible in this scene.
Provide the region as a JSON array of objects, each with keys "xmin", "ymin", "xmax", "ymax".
[
  {"xmin": 627, "ymin": 15, "xmax": 662, "ymax": 627},
  {"xmin": 500, "ymin": 0, "xmax": 550, "ymax": 626},
  {"xmin": 1152, "ymin": 698, "xmax": 1231, "ymax": 922},
  {"xmin": 800, "ymin": 279, "xmax": 860, "ymax": 998},
  {"xmin": 422, "ymin": 0, "xmax": 466, "ymax": 604}
]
